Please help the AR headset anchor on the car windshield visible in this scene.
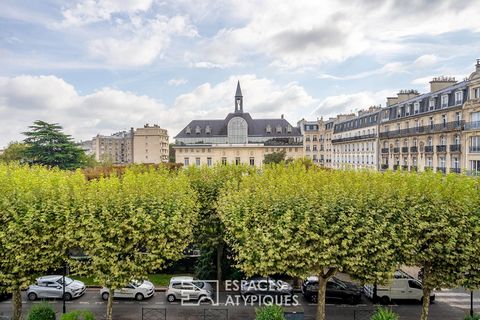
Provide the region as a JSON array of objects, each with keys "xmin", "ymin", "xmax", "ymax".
[
  {"xmin": 192, "ymin": 281, "xmax": 205, "ymax": 289},
  {"xmin": 57, "ymin": 277, "xmax": 74, "ymax": 286},
  {"xmin": 131, "ymin": 280, "xmax": 143, "ymax": 287}
]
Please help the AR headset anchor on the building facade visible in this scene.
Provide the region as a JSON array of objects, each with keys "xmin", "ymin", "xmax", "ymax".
[
  {"xmin": 133, "ymin": 124, "xmax": 169, "ymax": 164},
  {"xmin": 92, "ymin": 130, "xmax": 133, "ymax": 164},
  {"xmin": 332, "ymin": 108, "xmax": 381, "ymax": 170},
  {"xmin": 299, "ymin": 120, "xmax": 320, "ymax": 163},
  {"xmin": 173, "ymin": 82, "xmax": 303, "ymax": 166},
  {"xmin": 463, "ymin": 59, "xmax": 480, "ymax": 174},
  {"xmin": 378, "ymin": 80, "xmax": 468, "ymax": 173}
]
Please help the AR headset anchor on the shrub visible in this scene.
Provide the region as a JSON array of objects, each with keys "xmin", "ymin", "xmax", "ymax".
[
  {"xmin": 371, "ymin": 307, "xmax": 399, "ymax": 320},
  {"xmin": 255, "ymin": 305, "xmax": 286, "ymax": 320},
  {"xmin": 27, "ymin": 302, "xmax": 56, "ymax": 320},
  {"xmin": 61, "ymin": 310, "xmax": 96, "ymax": 320},
  {"xmin": 465, "ymin": 315, "xmax": 480, "ymax": 320}
]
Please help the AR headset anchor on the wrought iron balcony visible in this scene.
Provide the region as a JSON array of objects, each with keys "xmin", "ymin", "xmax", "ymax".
[
  {"xmin": 465, "ymin": 121, "xmax": 480, "ymax": 130},
  {"xmin": 437, "ymin": 167, "xmax": 446, "ymax": 174},
  {"xmin": 379, "ymin": 121, "xmax": 464, "ymax": 139},
  {"xmin": 450, "ymin": 167, "xmax": 461, "ymax": 174},
  {"xmin": 393, "ymin": 164, "xmax": 400, "ymax": 170},
  {"xmin": 424, "ymin": 146, "xmax": 434, "ymax": 153},
  {"xmin": 450, "ymin": 144, "xmax": 461, "ymax": 152},
  {"xmin": 401, "ymin": 147, "xmax": 409, "ymax": 153},
  {"xmin": 393, "ymin": 147, "xmax": 400, "ymax": 153},
  {"xmin": 331, "ymin": 133, "xmax": 376, "ymax": 144},
  {"xmin": 436, "ymin": 145, "xmax": 447, "ymax": 153},
  {"xmin": 381, "ymin": 148, "xmax": 389, "ymax": 154},
  {"xmin": 410, "ymin": 146, "xmax": 418, "ymax": 153}
]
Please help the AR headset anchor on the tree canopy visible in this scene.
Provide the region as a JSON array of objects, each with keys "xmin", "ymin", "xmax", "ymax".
[
  {"xmin": 0, "ymin": 142, "xmax": 27, "ymax": 163},
  {"xmin": 22, "ymin": 120, "xmax": 88, "ymax": 170}
]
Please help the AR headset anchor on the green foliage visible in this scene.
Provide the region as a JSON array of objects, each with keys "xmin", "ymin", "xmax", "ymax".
[
  {"xmin": 61, "ymin": 310, "xmax": 95, "ymax": 320},
  {"xmin": 255, "ymin": 305, "xmax": 286, "ymax": 320},
  {"xmin": 465, "ymin": 315, "xmax": 480, "ymax": 320},
  {"xmin": 370, "ymin": 307, "xmax": 399, "ymax": 320},
  {"xmin": 22, "ymin": 120, "xmax": 88, "ymax": 170},
  {"xmin": 27, "ymin": 302, "xmax": 56, "ymax": 320},
  {"xmin": 71, "ymin": 166, "xmax": 198, "ymax": 319},
  {"xmin": 0, "ymin": 142, "xmax": 27, "ymax": 163},
  {"xmin": 263, "ymin": 150, "xmax": 286, "ymax": 164},
  {"xmin": 169, "ymin": 143, "xmax": 176, "ymax": 163}
]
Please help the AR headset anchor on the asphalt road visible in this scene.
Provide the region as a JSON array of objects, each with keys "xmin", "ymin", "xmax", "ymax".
[{"xmin": 0, "ymin": 289, "xmax": 472, "ymax": 320}]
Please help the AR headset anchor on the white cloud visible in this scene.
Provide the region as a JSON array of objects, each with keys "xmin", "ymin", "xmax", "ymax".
[
  {"xmin": 61, "ymin": 0, "xmax": 155, "ymax": 26},
  {"xmin": 318, "ymin": 62, "xmax": 407, "ymax": 81},
  {"xmin": 314, "ymin": 90, "xmax": 394, "ymax": 117},
  {"xmin": 187, "ymin": 0, "xmax": 480, "ymax": 69},
  {"xmin": 88, "ymin": 15, "xmax": 197, "ymax": 66},
  {"xmin": 0, "ymin": 74, "xmax": 316, "ymax": 147},
  {"xmin": 167, "ymin": 78, "xmax": 188, "ymax": 86}
]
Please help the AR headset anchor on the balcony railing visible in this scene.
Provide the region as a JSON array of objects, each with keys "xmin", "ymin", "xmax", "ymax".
[
  {"xmin": 379, "ymin": 121, "xmax": 464, "ymax": 139},
  {"xmin": 425, "ymin": 146, "xmax": 434, "ymax": 153},
  {"xmin": 465, "ymin": 121, "xmax": 480, "ymax": 130},
  {"xmin": 450, "ymin": 167, "xmax": 461, "ymax": 174},
  {"xmin": 393, "ymin": 164, "xmax": 400, "ymax": 170},
  {"xmin": 410, "ymin": 146, "xmax": 418, "ymax": 153},
  {"xmin": 381, "ymin": 148, "xmax": 389, "ymax": 154},
  {"xmin": 450, "ymin": 144, "xmax": 461, "ymax": 152},
  {"xmin": 381, "ymin": 164, "xmax": 389, "ymax": 170},
  {"xmin": 437, "ymin": 167, "xmax": 446, "ymax": 174},
  {"xmin": 436, "ymin": 145, "xmax": 447, "ymax": 153},
  {"xmin": 393, "ymin": 147, "xmax": 400, "ymax": 153},
  {"xmin": 401, "ymin": 147, "xmax": 409, "ymax": 153},
  {"xmin": 402, "ymin": 165, "xmax": 409, "ymax": 171},
  {"xmin": 470, "ymin": 146, "xmax": 480, "ymax": 153},
  {"xmin": 331, "ymin": 133, "xmax": 376, "ymax": 144}
]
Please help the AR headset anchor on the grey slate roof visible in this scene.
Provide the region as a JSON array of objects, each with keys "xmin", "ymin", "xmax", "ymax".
[{"xmin": 174, "ymin": 112, "xmax": 302, "ymax": 139}]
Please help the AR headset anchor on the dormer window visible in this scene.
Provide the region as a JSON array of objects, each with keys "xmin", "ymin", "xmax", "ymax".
[
  {"xmin": 195, "ymin": 125, "xmax": 201, "ymax": 134},
  {"xmin": 287, "ymin": 125, "xmax": 292, "ymax": 133},
  {"xmin": 205, "ymin": 125, "xmax": 211, "ymax": 134},
  {"xmin": 429, "ymin": 98, "xmax": 435, "ymax": 110},
  {"xmin": 455, "ymin": 91, "xmax": 463, "ymax": 105},
  {"xmin": 414, "ymin": 102, "xmax": 420, "ymax": 114},
  {"xmin": 441, "ymin": 94, "xmax": 449, "ymax": 108},
  {"xmin": 276, "ymin": 125, "xmax": 282, "ymax": 133},
  {"xmin": 266, "ymin": 125, "xmax": 271, "ymax": 133},
  {"xmin": 186, "ymin": 126, "xmax": 191, "ymax": 134}
]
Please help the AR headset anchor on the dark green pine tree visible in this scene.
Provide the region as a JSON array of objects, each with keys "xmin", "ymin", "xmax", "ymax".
[{"xmin": 22, "ymin": 120, "xmax": 87, "ymax": 170}]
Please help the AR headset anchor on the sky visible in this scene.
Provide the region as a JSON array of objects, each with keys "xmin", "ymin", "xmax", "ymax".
[{"xmin": 1, "ymin": 0, "xmax": 480, "ymax": 147}]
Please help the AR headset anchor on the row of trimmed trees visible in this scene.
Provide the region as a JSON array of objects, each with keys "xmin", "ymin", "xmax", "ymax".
[{"xmin": 0, "ymin": 162, "xmax": 479, "ymax": 320}]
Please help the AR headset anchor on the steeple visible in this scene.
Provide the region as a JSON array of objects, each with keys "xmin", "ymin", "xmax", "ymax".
[{"xmin": 234, "ymin": 81, "xmax": 243, "ymax": 113}]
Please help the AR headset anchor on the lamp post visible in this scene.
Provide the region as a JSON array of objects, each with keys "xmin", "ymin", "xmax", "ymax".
[
  {"xmin": 62, "ymin": 260, "xmax": 67, "ymax": 314},
  {"xmin": 471, "ymin": 290, "xmax": 474, "ymax": 317}
]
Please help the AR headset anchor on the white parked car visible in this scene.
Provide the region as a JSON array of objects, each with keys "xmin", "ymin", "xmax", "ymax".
[
  {"xmin": 100, "ymin": 280, "xmax": 155, "ymax": 301},
  {"xmin": 27, "ymin": 276, "xmax": 86, "ymax": 301},
  {"xmin": 165, "ymin": 276, "xmax": 213, "ymax": 303},
  {"xmin": 364, "ymin": 270, "xmax": 435, "ymax": 304}
]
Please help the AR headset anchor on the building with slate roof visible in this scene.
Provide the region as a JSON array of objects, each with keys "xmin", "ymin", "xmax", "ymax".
[{"xmin": 173, "ymin": 81, "xmax": 303, "ymax": 166}]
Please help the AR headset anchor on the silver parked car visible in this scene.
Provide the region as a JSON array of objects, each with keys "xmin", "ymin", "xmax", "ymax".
[
  {"xmin": 165, "ymin": 276, "xmax": 213, "ymax": 303},
  {"xmin": 100, "ymin": 280, "xmax": 155, "ymax": 301},
  {"xmin": 27, "ymin": 276, "xmax": 86, "ymax": 301}
]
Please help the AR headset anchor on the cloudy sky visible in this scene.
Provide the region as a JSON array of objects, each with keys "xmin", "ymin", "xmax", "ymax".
[{"xmin": 1, "ymin": 0, "xmax": 480, "ymax": 147}]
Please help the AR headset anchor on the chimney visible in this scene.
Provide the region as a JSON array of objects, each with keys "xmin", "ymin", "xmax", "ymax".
[
  {"xmin": 397, "ymin": 90, "xmax": 419, "ymax": 103},
  {"xmin": 386, "ymin": 97, "xmax": 399, "ymax": 107},
  {"xmin": 281, "ymin": 114, "xmax": 284, "ymax": 119},
  {"xmin": 476, "ymin": 59, "xmax": 480, "ymax": 72},
  {"xmin": 429, "ymin": 76, "xmax": 457, "ymax": 93}
]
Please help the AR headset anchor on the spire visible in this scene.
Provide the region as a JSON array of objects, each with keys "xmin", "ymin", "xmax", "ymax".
[
  {"xmin": 234, "ymin": 81, "xmax": 243, "ymax": 113},
  {"xmin": 235, "ymin": 80, "xmax": 243, "ymax": 97}
]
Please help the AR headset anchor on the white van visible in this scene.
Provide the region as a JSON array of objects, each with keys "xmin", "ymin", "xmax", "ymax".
[{"xmin": 364, "ymin": 270, "xmax": 435, "ymax": 304}]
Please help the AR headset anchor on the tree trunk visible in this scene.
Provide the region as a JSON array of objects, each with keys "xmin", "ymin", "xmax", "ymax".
[
  {"xmin": 316, "ymin": 275, "xmax": 328, "ymax": 320},
  {"xmin": 216, "ymin": 242, "xmax": 224, "ymax": 282},
  {"xmin": 420, "ymin": 286, "xmax": 431, "ymax": 320},
  {"xmin": 106, "ymin": 288, "xmax": 114, "ymax": 320},
  {"xmin": 12, "ymin": 287, "xmax": 22, "ymax": 320}
]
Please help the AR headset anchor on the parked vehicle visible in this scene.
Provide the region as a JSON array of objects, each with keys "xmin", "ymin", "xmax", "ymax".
[
  {"xmin": 301, "ymin": 276, "xmax": 362, "ymax": 304},
  {"xmin": 363, "ymin": 270, "xmax": 435, "ymax": 304},
  {"xmin": 27, "ymin": 275, "xmax": 86, "ymax": 301},
  {"xmin": 241, "ymin": 278, "xmax": 294, "ymax": 297},
  {"xmin": 0, "ymin": 285, "xmax": 11, "ymax": 302},
  {"xmin": 100, "ymin": 280, "xmax": 155, "ymax": 301},
  {"xmin": 166, "ymin": 276, "xmax": 213, "ymax": 303}
]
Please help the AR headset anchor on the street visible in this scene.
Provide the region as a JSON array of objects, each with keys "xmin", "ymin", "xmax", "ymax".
[{"xmin": 0, "ymin": 289, "xmax": 476, "ymax": 320}]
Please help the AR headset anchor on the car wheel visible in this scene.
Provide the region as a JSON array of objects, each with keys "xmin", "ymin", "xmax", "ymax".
[
  {"xmin": 63, "ymin": 293, "xmax": 72, "ymax": 301},
  {"xmin": 198, "ymin": 295, "xmax": 206, "ymax": 303},
  {"xmin": 167, "ymin": 294, "xmax": 176, "ymax": 302},
  {"xmin": 102, "ymin": 292, "xmax": 109, "ymax": 301},
  {"xmin": 380, "ymin": 296, "xmax": 390, "ymax": 305},
  {"xmin": 27, "ymin": 293, "xmax": 37, "ymax": 301},
  {"xmin": 135, "ymin": 293, "xmax": 144, "ymax": 301}
]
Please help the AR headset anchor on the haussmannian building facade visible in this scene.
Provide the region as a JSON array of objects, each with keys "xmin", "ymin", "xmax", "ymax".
[
  {"xmin": 173, "ymin": 82, "xmax": 303, "ymax": 167},
  {"xmin": 462, "ymin": 59, "xmax": 480, "ymax": 174},
  {"xmin": 332, "ymin": 107, "xmax": 381, "ymax": 170}
]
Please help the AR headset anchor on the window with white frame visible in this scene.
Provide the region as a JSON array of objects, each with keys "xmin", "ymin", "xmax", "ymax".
[
  {"xmin": 442, "ymin": 114, "xmax": 447, "ymax": 127},
  {"xmin": 427, "ymin": 137, "xmax": 433, "ymax": 146},
  {"xmin": 184, "ymin": 157, "xmax": 190, "ymax": 166},
  {"xmin": 429, "ymin": 98, "xmax": 435, "ymax": 110},
  {"xmin": 414, "ymin": 102, "xmax": 420, "ymax": 114},
  {"xmin": 439, "ymin": 157, "xmax": 446, "ymax": 168},
  {"xmin": 427, "ymin": 157, "xmax": 433, "ymax": 167},
  {"xmin": 455, "ymin": 91, "xmax": 463, "ymax": 104},
  {"xmin": 441, "ymin": 94, "xmax": 449, "ymax": 108},
  {"xmin": 440, "ymin": 136, "xmax": 446, "ymax": 145},
  {"xmin": 195, "ymin": 157, "xmax": 200, "ymax": 166},
  {"xmin": 454, "ymin": 135, "xmax": 460, "ymax": 145},
  {"xmin": 207, "ymin": 157, "xmax": 212, "ymax": 166}
]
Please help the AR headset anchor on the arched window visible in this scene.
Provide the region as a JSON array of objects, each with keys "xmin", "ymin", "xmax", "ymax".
[{"xmin": 228, "ymin": 117, "xmax": 248, "ymax": 144}]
